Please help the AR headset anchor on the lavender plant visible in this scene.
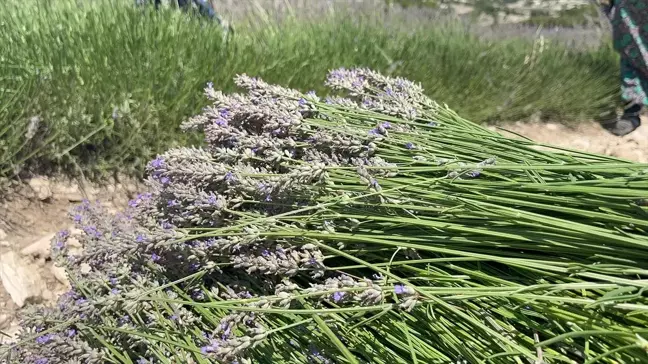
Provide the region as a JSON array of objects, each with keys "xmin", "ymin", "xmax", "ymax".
[{"xmin": 2, "ymin": 69, "xmax": 648, "ymax": 364}]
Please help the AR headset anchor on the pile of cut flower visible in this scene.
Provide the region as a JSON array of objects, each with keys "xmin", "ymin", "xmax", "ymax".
[{"xmin": 2, "ymin": 69, "xmax": 648, "ymax": 364}]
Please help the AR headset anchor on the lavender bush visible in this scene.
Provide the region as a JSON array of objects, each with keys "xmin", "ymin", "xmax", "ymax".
[{"xmin": 2, "ymin": 69, "xmax": 648, "ymax": 363}]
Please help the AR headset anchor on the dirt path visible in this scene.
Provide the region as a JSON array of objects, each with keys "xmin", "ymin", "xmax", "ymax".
[
  {"xmin": 491, "ymin": 118, "xmax": 648, "ymax": 163},
  {"xmin": 0, "ymin": 119, "xmax": 646, "ymax": 343}
]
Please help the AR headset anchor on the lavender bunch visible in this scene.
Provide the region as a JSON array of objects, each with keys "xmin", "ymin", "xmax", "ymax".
[{"xmin": 4, "ymin": 69, "xmax": 648, "ymax": 364}]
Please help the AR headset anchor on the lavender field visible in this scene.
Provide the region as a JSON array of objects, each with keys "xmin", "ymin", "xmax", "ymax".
[{"xmin": 0, "ymin": 0, "xmax": 621, "ymax": 180}]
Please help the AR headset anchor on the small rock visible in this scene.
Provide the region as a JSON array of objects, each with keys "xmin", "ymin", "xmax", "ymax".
[
  {"xmin": 42, "ymin": 289, "xmax": 54, "ymax": 301},
  {"xmin": 50, "ymin": 265, "xmax": 71, "ymax": 288},
  {"xmin": 80, "ymin": 263, "xmax": 92, "ymax": 275},
  {"xmin": 20, "ymin": 233, "xmax": 55, "ymax": 259},
  {"xmin": 51, "ymin": 182, "xmax": 84, "ymax": 202},
  {"xmin": 68, "ymin": 226, "xmax": 84, "ymax": 237},
  {"xmin": 28, "ymin": 177, "xmax": 53, "ymax": 201},
  {"xmin": 67, "ymin": 237, "xmax": 82, "ymax": 248},
  {"xmin": 0, "ymin": 251, "xmax": 45, "ymax": 307},
  {"xmin": 545, "ymin": 123, "xmax": 559, "ymax": 131}
]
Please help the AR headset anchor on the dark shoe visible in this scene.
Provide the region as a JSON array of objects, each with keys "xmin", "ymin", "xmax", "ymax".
[
  {"xmin": 604, "ymin": 116, "xmax": 641, "ymax": 136},
  {"xmin": 602, "ymin": 103, "xmax": 642, "ymax": 137}
]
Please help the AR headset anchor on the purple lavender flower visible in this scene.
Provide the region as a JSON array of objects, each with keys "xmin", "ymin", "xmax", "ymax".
[
  {"xmin": 428, "ymin": 121, "xmax": 438, "ymax": 127},
  {"xmin": 206, "ymin": 81, "xmax": 214, "ymax": 89},
  {"xmin": 298, "ymin": 98, "xmax": 306, "ymax": 106},
  {"xmin": 73, "ymin": 214, "xmax": 82, "ymax": 223},
  {"xmin": 332, "ymin": 291, "xmax": 346, "ymax": 303},
  {"xmin": 215, "ymin": 117, "xmax": 228, "ymax": 127},
  {"xmin": 136, "ymin": 234, "xmax": 146, "ymax": 243},
  {"xmin": 467, "ymin": 170, "xmax": 481, "ymax": 178},
  {"xmin": 82, "ymin": 225, "xmax": 102, "ymax": 238},
  {"xmin": 167, "ymin": 199, "xmax": 179, "ymax": 207},
  {"xmin": 261, "ymin": 249, "xmax": 270, "ymax": 257},
  {"xmin": 192, "ymin": 290, "xmax": 205, "ymax": 300},
  {"xmin": 160, "ymin": 176, "xmax": 170, "ymax": 185},
  {"xmin": 35, "ymin": 333, "xmax": 55, "ymax": 344},
  {"xmin": 150, "ymin": 156, "xmax": 165, "ymax": 169},
  {"xmin": 381, "ymin": 122, "xmax": 391, "ymax": 129},
  {"xmin": 224, "ymin": 171, "xmax": 235, "ymax": 182},
  {"xmin": 370, "ymin": 179, "xmax": 380, "ymax": 189},
  {"xmin": 207, "ymin": 194, "xmax": 219, "ymax": 205},
  {"xmin": 405, "ymin": 142, "xmax": 415, "ymax": 150},
  {"xmin": 66, "ymin": 329, "xmax": 76, "ymax": 337},
  {"xmin": 328, "ymin": 68, "xmax": 345, "ymax": 80},
  {"xmin": 34, "ymin": 358, "xmax": 49, "ymax": 364},
  {"xmin": 151, "ymin": 253, "xmax": 161, "ymax": 262},
  {"xmin": 394, "ymin": 284, "xmax": 405, "ymax": 295}
]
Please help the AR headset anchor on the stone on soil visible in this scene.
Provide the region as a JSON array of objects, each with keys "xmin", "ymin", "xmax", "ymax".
[
  {"xmin": 51, "ymin": 182, "xmax": 85, "ymax": 202},
  {"xmin": 20, "ymin": 232, "xmax": 55, "ymax": 259},
  {"xmin": 28, "ymin": 177, "xmax": 53, "ymax": 201},
  {"xmin": 50, "ymin": 265, "xmax": 71, "ymax": 288},
  {"xmin": 0, "ymin": 251, "xmax": 45, "ymax": 308}
]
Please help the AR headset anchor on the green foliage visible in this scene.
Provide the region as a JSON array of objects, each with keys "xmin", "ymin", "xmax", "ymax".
[
  {"xmin": 0, "ymin": 0, "xmax": 620, "ymax": 180},
  {"xmin": 383, "ymin": 0, "xmax": 441, "ymax": 8}
]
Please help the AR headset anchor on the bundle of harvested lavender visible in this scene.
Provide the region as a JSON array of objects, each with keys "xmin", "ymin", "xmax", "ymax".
[{"xmin": 2, "ymin": 69, "xmax": 648, "ymax": 364}]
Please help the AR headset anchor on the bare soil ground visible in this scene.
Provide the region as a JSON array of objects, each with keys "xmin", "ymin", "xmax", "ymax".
[
  {"xmin": 491, "ymin": 117, "xmax": 648, "ymax": 163},
  {"xmin": 0, "ymin": 118, "xmax": 646, "ymax": 343}
]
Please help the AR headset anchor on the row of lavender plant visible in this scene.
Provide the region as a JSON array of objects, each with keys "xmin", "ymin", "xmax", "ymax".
[{"xmin": 2, "ymin": 69, "xmax": 647, "ymax": 363}]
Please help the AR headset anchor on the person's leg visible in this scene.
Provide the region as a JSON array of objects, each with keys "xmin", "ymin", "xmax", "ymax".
[
  {"xmin": 177, "ymin": 0, "xmax": 191, "ymax": 11},
  {"xmin": 602, "ymin": 0, "xmax": 648, "ymax": 136},
  {"xmin": 604, "ymin": 58, "xmax": 645, "ymax": 136},
  {"xmin": 192, "ymin": 0, "xmax": 217, "ymax": 21}
]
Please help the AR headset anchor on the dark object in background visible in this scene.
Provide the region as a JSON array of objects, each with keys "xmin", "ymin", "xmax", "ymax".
[
  {"xmin": 136, "ymin": 0, "xmax": 222, "ymax": 24},
  {"xmin": 159, "ymin": 0, "xmax": 220, "ymax": 23},
  {"xmin": 597, "ymin": 0, "xmax": 647, "ymax": 137}
]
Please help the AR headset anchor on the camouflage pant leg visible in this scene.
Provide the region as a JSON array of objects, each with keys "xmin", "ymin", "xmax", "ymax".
[{"xmin": 621, "ymin": 57, "xmax": 648, "ymax": 107}]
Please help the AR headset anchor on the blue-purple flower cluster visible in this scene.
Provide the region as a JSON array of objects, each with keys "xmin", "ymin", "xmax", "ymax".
[{"xmin": 5, "ymin": 69, "xmax": 452, "ymax": 363}]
